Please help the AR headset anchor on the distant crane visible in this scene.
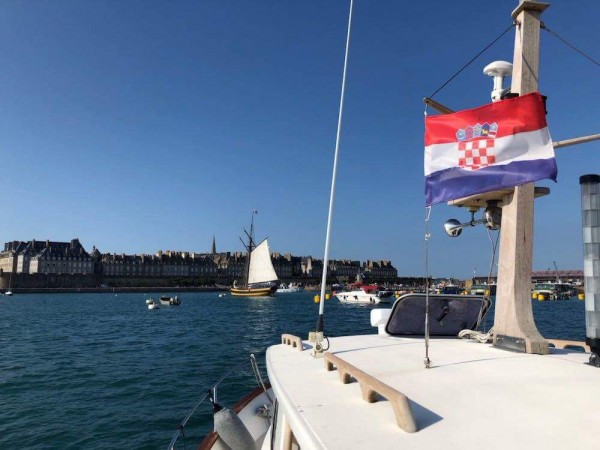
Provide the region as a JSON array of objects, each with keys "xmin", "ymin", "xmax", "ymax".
[{"xmin": 553, "ymin": 261, "xmax": 561, "ymax": 283}]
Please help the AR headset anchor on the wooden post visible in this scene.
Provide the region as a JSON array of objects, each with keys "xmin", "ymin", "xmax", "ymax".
[{"xmin": 492, "ymin": 1, "xmax": 550, "ymax": 354}]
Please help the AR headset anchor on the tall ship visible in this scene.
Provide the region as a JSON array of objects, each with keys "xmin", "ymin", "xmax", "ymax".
[{"xmin": 230, "ymin": 210, "xmax": 278, "ymax": 297}]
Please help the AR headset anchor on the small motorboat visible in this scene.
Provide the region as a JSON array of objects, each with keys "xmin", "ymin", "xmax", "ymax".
[
  {"xmin": 160, "ymin": 296, "xmax": 181, "ymax": 306},
  {"xmin": 5, "ymin": 291, "xmax": 13, "ymax": 296},
  {"xmin": 147, "ymin": 300, "xmax": 160, "ymax": 310},
  {"xmin": 335, "ymin": 283, "xmax": 394, "ymax": 304}
]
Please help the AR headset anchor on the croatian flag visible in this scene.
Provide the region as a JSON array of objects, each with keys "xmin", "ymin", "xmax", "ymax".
[{"xmin": 424, "ymin": 92, "xmax": 557, "ymax": 206}]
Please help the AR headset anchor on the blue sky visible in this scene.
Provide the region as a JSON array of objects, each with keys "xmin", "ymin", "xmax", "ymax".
[{"xmin": 0, "ymin": 0, "xmax": 598, "ymax": 278}]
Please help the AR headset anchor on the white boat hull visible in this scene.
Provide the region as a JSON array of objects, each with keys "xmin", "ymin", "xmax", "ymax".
[
  {"xmin": 336, "ymin": 290, "xmax": 390, "ymax": 304},
  {"xmin": 199, "ymin": 386, "xmax": 273, "ymax": 450}
]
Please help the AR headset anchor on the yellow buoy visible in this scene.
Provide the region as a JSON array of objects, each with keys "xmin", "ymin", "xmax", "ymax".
[
  {"xmin": 325, "ymin": 293, "xmax": 331, "ymax": 300},
  {"xmin": 538, "ymin": 294, "xmax": 545, "ymax": 301},
  {"xmin": 314, "ymin": 295, "xmax": 320, "ymax": 303},
  {"xmin": 532, "ymin": 292, "xmax": 537, "ymax": 299},
  {"xmin": 578, "ymin": 293, "xmax": 585, "ymax": 300}
]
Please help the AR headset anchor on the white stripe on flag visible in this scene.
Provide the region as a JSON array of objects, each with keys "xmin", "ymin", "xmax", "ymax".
[{"xmin": 424, "ymin": 127, "xmax": 554, "ymax": 176}]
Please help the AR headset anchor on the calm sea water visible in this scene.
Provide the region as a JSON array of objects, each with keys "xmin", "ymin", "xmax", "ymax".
[{"xmin": 0, "ymin": 291, "xmax": 586, "ymax": 449}]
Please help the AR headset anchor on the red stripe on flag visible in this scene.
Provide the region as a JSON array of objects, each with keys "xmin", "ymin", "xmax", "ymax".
[{"xmin": 425, "ymin": 92, "xmax": 547, "ymax": 146}]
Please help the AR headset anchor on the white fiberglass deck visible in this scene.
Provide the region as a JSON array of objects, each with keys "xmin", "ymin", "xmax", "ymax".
[{"xmin": 266, "ymin": 334, "xmax": 599, "ymax": 449}]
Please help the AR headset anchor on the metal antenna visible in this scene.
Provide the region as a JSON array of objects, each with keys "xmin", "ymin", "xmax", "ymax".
[{"xmin": 314, "ymin": 0, "xmax": 354, "ymax": 357}]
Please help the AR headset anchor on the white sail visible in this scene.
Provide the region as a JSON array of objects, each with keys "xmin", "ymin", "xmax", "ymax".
[{"xmin": 247, "ymin": 239, "xmax": 278, "ymax": 285}]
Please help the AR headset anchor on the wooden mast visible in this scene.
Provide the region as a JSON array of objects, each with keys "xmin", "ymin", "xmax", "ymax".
[
  {"xmin": 492, "ymin": 1, "xmax": 550, "ymax": 354},
  {"xmin": 243, "ymin": 211, "xmax": 256, "ymax": 289}
]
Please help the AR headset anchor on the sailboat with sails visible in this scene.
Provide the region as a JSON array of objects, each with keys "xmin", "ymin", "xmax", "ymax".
[{"xmin": 230, "ymin": 210, "xmax": 278, "ymax": 297}]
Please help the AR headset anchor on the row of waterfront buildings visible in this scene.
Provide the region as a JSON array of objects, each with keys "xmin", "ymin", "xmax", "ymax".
[
  {"xmin": 0, "ymin": 238, "xmax": 398, "ymax": 281},
  {"xmin": 1, "ymin": 239, "xmax": 583, "ymax": 288}
]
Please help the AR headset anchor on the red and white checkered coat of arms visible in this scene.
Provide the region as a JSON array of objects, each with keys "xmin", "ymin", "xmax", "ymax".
[{"xmin": 458, "ymin": 139, "xmax": 496, "ymax": 171}]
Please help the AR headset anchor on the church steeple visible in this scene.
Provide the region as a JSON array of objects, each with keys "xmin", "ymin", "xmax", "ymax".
[{"xmin": 211, "ymin": 235, "xmax": 216, "ymax": 255}]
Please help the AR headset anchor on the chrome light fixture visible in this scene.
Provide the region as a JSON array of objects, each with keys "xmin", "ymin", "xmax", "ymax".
[{"xmin": 444, "ymin": 202, "xmax": 502, "ymax": 238}]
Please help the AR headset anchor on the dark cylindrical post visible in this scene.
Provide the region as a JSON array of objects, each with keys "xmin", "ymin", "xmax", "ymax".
[{"xmin": 580, "ymin": 174, "xmax": 600, "ymax": 366}]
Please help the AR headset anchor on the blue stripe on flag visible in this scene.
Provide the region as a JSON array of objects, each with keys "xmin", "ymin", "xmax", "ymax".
[{"xmin": 425, "ymin": 159, "xmax": 557, "ymax": 206}]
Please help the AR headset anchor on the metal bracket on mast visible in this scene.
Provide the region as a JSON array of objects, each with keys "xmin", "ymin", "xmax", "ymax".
[{"xmin": 422, "ymin": 97, "xmax": 455, "ymax": 114}]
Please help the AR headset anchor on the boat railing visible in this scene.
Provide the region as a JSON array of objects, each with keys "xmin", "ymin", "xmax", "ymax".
[
  {"xmin": 324, "ymin": 352, "xmax": 418, "ymax": 433},
  {"xmin": 281, "ymin": 334, "xmax": 304, "ymax": 351},
  {"xmin": 167, "ymin": 352, "xmax": 270, "ymax": 450}
]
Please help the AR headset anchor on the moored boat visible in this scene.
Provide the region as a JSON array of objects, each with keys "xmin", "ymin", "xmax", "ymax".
[
  {"xmin": 160, "ymin": 296, "xmax": 181, "ymax": 306},
  {"xmin": 470, "ymin": 283, "xmax": 497, "ymax": 296},
  {"xmin": 532, "ymin": 282, "xmax": 573, "ymax": 300},
  {"xmin": 147, "ymin": 300, "xmax": 160, "ymax": 310},
  {"xmin": 335, "ymin": 283, "xmax": 394, "ymax": 304}
]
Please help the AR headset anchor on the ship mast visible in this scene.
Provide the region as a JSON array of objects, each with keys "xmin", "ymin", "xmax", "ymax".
[
  {"xmin": 240, "ymin": 210, "xmax": 257, "ymax": 289},
  {"xmin": 492, "ymin": 1, "xmax": 549, "ymax": 354},
  {"xmin": 443, "ymin": 1, "xmax": 599, "ymax": 354}
]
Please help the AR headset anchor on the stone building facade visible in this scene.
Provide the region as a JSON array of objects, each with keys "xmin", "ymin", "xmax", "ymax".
[
  {"xmin": 301, "ymin": 257, "xmax": 323, "ymax": 278},
  {"xmin": 363, "ymin": 260, "xmax": 398, "ymax": 279},
  {"xmin": 101, "ymin": 251, "xmax": 219, "ymax": 278},
  {"xmin": 328, "ymin": 259, "xmax": 362, "ymax": 280},
  {"xmin": 1, "ymin": 239, "xmax": 93, "ymax": 275},
  {"xmin": 0, "ymin": 239, "xmax": 399, "ymax": 284}
]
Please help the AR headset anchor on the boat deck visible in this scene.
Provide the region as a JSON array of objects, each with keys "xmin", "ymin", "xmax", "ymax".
[{"xmin": 267, "ymin": 334, "xmax": 599, "ymax": 449}]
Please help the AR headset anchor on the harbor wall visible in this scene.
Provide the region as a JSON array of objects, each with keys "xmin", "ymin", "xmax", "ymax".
[
  {"xmin": 0, "ymin": 273, "xmax": 219, "ymax": 290},
  {"xmin": 0, "ymin": 273, "xmax": 100, "ymax": 289}
]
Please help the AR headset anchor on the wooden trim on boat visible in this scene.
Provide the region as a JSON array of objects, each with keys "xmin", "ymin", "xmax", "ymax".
[
  {"xmin": 323, "ymin": 352, "xmax": 417, "ymax": 433},
  {"xmin": 197, "ymin": 383, "xmax": 271, "ymax": 450},
  {"xmin": 281, "ymin": 334, "xmax": 303, "ymax": 351},
  {"xmin": 197, "ymin": 428, "xmax": 219, "ymax": 450},
  {"xmin": 547, "ymin": 339, "xmax": 590, "ymax": 352},
  {"xmin": 230, "ymin": 287, "xmax": 275, "ymax": 297}
]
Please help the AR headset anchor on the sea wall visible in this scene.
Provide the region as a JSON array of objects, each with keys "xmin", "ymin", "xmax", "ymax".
[
  {"xmin": 0, "ymin": 273, "xmax": 100, "ymax": 289},
  {"xmin": 0, "ymin": 273, "xmax": 214, "ymax": 290}
]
